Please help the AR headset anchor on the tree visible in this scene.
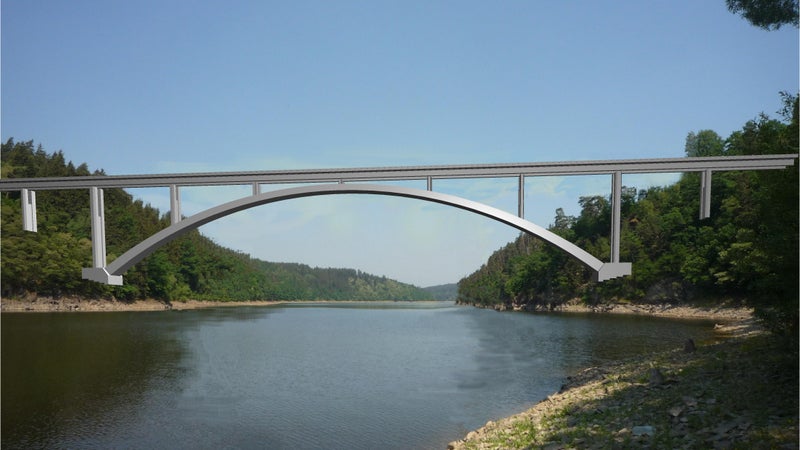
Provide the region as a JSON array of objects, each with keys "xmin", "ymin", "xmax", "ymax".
[
  {"xmin": 685, "ymin": 130, "xmax": 725, "ymax": 157},
  {"xmin": 551, "ymin": 208, "xmax": 576, "ymax": 236},
  {"xmin": 726, "ymin": 0, "xmax": 798, "ymax": 30}
]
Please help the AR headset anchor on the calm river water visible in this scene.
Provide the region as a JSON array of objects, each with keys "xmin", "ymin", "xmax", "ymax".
[{"xmin": 2, "ymin": 302, "xmax": 717, "ymax": 449}]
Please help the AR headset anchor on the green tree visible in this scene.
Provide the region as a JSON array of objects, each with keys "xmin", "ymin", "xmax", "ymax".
[
  {"xmin": 726, "ymin": 0, "xmax": 799, "ymax": 30},
  {"xmin": 685, "ymin": 130, "xmax": 725, "ymax": 157}
]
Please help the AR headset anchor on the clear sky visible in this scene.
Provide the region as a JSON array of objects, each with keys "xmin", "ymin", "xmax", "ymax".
[{"xmin": 2, "ymin": 1, "xmax": 797, "ymax": 287}]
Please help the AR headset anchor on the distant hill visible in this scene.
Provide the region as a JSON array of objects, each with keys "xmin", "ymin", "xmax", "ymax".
[
  {"xmin": 0, "ymin": 139, "xmax": 433, "ymax": 302},
  {"xmin": 423, "ymin": 283, "xmax": 458, "ymax": 301}
]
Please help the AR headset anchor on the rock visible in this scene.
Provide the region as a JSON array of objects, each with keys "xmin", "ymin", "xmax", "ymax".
[
  {"xmin": 649, "ymin": 368, "xmax": 665, "ymax": 386},
  {"xmin": 684, "ymin": 338, "xmax": 696, "ymax": 353},
  {"xmin": 712, "ymin": 439, "xmax": 733, "ymax": 449},
  {"xmin": 668, "ymin": 406, "xmax": 684, "ymax": 417},
  {"xmin": 632, "ymin": 425, "xmax": 655, "ymax": 436},
  {"xmin": 644, "ymin": 278, "xmax": 689, "ymax": 303},
  {"xmin": 566, "ymin": 416, "xmax": 580, "ymax": 427},
  {"xmin": 682, "ymin": 396, "xmax": 698, "ymax": 407}
]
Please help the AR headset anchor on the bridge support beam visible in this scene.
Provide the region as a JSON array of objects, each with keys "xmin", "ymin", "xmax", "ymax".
[
  {"xmin": 170, "ymin": 184, "xmax": 182, "ymax": 224},
  {"xmin": 596, "ymin": 262, "xmax": 632, "ymax": 282},
  {"xmin": 700, "ymin": 169, "xmax": 712, "ymax": 219},
  {"xmin": 610, "ymin": 171, "xmax": 622, "ymax": 264},
  {"xmin": 602, "ymin": 172, "xmax": 633, "ymax": 280},
  {"xmin": 81, "ymin": 187, "xmax": 122, "ymax": 285},
  {"xmin": 518, "ymin": 174, "xmax": 525, "ymax": 219},
  {"xmin": 21, "ymin": 188, "xmax": 37, "ymax": 232},
  {"xmin": 89, "ymin": 187, "xmax": 107, "ymax": 268}
]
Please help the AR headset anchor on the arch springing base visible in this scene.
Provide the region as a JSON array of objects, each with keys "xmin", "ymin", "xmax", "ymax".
[{"xmin": 82, "ymin": 267, "xmax": 123, "ymax": 285}]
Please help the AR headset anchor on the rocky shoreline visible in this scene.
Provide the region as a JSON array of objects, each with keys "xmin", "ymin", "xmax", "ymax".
[
  {"xmin": 447, "ymin": 309, "xmax": 798, "ymax": 449},
  {"xmin": 0, "ymin": 296, "xmax": 285, "ymax": 312},
  {"xmin": 0, "ymin": 296, "xmax": 443, "ymax": 312},
  {"xmin": 462, "ymin": 299, "xmax": 754, "ymax": 323}
]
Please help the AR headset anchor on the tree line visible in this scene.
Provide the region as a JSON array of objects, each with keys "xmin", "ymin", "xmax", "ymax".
[
  {"xmin": 0, "ymin": 140, "xmax": 432, "ymax": 302},
  {"xmin": 457, "ymin": 96, "xmax": 798, "ymax": 335}
]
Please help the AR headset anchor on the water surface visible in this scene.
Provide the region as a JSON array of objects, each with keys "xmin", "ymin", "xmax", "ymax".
[{"xmin": 2, "ymin": 302, "xmax": 716, "ymax": 449}]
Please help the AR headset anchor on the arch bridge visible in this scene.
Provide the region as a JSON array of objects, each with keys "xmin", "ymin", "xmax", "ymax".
[{"xmin": 1, "ymin": 154, "xmax": 796, "ymax": 285}]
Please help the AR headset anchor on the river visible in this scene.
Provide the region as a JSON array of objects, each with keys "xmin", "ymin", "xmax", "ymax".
[{"xmin": 1, "ymin": 302, "xmax": 717, "ymax": 449}]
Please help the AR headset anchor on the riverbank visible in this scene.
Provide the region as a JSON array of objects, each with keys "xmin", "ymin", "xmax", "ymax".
[
  {"xmin": 466, "ymin": 298, "xmax": 754, "ymax": 322},
  {"xmin": 0, "ymin": 296, "xmax": 444, "ymax": 312},
  {"xmin": 448, "ymin": 318, "xmax": 798, "ymax": 449},
  {"xmin": 0, "ymin": 296, "xmax": 286, "ymax": 312}
]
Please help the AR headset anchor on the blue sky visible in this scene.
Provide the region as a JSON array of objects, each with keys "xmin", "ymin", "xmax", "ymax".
[{"xmin": 2, "ymin": 1, "xmax": 797, "ymax": 287}]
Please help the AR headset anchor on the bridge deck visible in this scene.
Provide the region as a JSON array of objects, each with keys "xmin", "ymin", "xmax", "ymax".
[{"xmin": 1, "ymin": 154, "xmax": 797, "ymax": 190}]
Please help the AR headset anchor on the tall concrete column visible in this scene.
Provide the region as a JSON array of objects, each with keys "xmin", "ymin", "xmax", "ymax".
[
  {"xmin": 518, "ymin": 174, "xmax": 525, "ymax": 219},
  {"xmin": 21, "ymin": 188, "xmax": 37, "ymax": 232},
  {"xmin": 170, "ymin": 184, "xmax": 181, "ymax": 224},
  {"xmin": 89, "ymin": 187, "xmax": 107, "ymax": 268},
  {"xmin": 610, "ymin": 171, "xmax": 622, "ymax": 263},
  {"xmin": 700, "ymin": 169, "xmax": 712, "ymax": 219},
  {"xmin": 82, "ymin": 186, "xmax": 123, "ymax": 285}
]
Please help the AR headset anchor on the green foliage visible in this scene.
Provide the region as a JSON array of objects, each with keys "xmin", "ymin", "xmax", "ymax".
[
  {"xmin": 0, "ymin": 139, "xmax": 433, "ymax": 302},
  {"xmin": 726, "ymin": 0, "xmax": 798, "ymax": 30},
  {"xmin": 457, "ymin": 96, "xmax": 799, "ymax": 334},
  {"xmin": 685, "ymin": 130, "xmax": 725, "ymax": 157}
]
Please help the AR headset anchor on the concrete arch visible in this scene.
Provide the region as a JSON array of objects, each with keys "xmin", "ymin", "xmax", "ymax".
[{"xmin": 83, "ymin": 183, "xmax": 630, "ymax": 284}]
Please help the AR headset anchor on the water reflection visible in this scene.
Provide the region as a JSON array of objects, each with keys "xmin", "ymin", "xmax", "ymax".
[
  {"xmin": 1, "ymin": 312, "xmax": 188, "ymax": 449},
  {"xmin": 172, "ymin": 303, "xmax": 282, "ymax": 324}
]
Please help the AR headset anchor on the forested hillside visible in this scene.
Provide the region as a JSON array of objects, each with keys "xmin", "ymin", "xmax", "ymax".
[
  {"xmin": 458, "ymin": 96, "xmax": 799, "ymax": 334},
  {"xmin": 0, "ymin": 140, "xmax": 432, "ymax": 302},
  {"xmin": 423, "ymin": 283, "xmax": 459, "ymax": 301}
]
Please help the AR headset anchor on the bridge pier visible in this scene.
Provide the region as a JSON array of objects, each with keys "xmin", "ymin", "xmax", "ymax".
[
  {"xmin": 700, "ymin": 169, "xmax": 712, "ymax": 219},
  {"xmin": 610, "ymin": 171, "xmax": 622, "ymax": 264},
  {"xmin": 603, "ymin": 172, "xmax": 633, "ymax": 279},
  {"xmin": 81, "ymin": 187, "xmax": 122, "ymax": 285},
  {"xmin": 21, "ymin": 188, "xmax": 37, "ymax": 232},
  {"xmin": 170, "ymin": 184, "xmax": 182, "ymax": 224},
  {"xmin": 89, "ymin": 187, "xmax": 107, "ymax": 268}
]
